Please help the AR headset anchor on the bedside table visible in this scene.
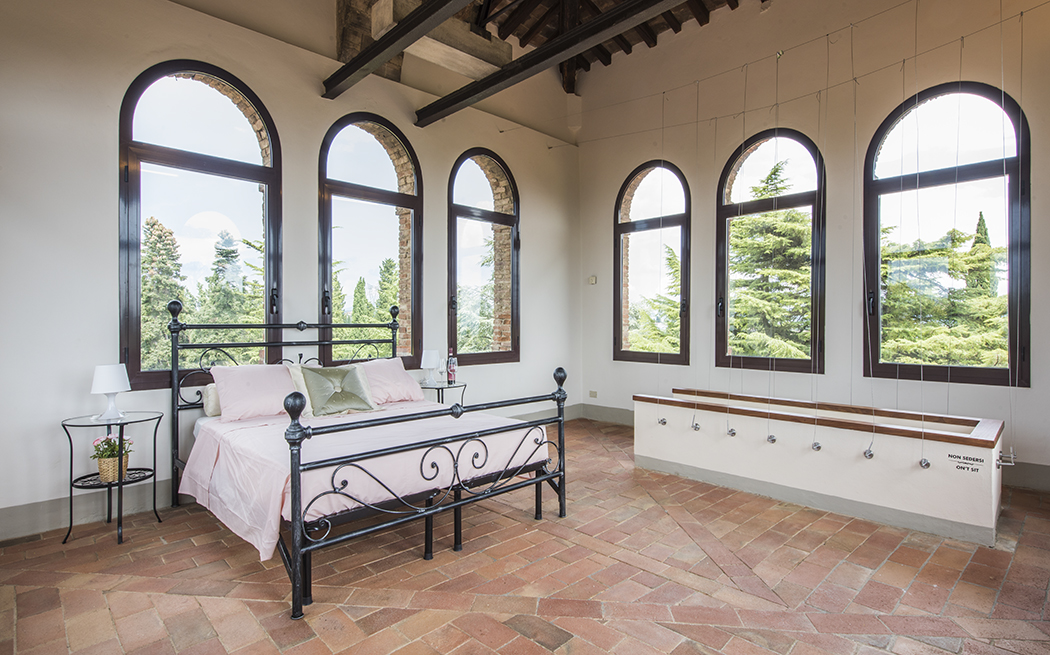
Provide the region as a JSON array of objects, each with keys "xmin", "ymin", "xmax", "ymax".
[
  {"xmin": 62, "ymin": 410, "xmax": 162, "ymax": 544},
  {"xmin": 419, "ymin": 381, "xmax": 466, "ymax": 404}
]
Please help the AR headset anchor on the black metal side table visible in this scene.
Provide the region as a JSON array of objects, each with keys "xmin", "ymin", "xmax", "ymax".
[
  {"xmin": 419, "ymin": 381, "xmax": 467, "ymax": 404},
  {"xmin": 62, "ymin": 411, "xmax": 163, "ymax": 544}
]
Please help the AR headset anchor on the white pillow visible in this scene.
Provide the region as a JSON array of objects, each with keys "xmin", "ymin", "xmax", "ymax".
[{"xmin": 211, "ymin": 365, "xmax": 296, "ymax": 422}]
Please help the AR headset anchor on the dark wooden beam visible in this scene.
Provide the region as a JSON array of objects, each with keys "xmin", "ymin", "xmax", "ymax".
[
  {"xmin": 498, "ymin": 0, "xmax": 545, "ymax": 40},
  {"xmin": 581, "ymin": 0, "xmax": 631, "ymax": 53},
  {"xmin": 323, "ymin": 0, "xmax": 474, "ymax": 99},
  {"xmin": 726, "ymin": 0, "xmax": 738, "ymax": 8},
  {"xmin": 416, "ymin": 0, "xmax": 686, "ymax": 126},
  {"xmin": 662, "ymin": 10, "xmax": 681, "ymax": 32},
  {"xmin": 519, "ymin": 2, "xmax": 558, "ymax": 47},
  {"xmin": 684, "ymin": 0, "xmax": 709, "ymax": 25},
  {"xmin": 590, "ymin": 43, "xmax": 612, "ymax": 65},
  {"xmin": 635, "ymin": 20, "xmax": 657, "ymax": 47},
  {"xmin": 576, "ymin": 54, "xmax": 591, "ymax": 72},
  {"xmin": 561, "ymin": 0, "xmax": 580, "ymax": 94}
]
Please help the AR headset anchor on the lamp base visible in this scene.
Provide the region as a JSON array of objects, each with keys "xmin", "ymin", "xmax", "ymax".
[
  {"xmin": 424, "ymin": 370, "xmax": 437, "ymax": 386},
  {"xmin": 95, "ymin": 393, "xmax": 125, "ymax": 421}
]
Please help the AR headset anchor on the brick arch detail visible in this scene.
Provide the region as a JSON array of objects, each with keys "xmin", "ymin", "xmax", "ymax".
[
  {"xmin": 617, "ymin": 166, "xmax": 659, "ymax": 348},
  {"xmin": 345, "ymin": 121, "xmax": 419, "ymax": 356},
  {"xmin": 172, "ymin": 73, "xmax": 272, "ymax": 167},
  {"xmin": 462, "ymin": 155, "xmax": 515, "ymax": 353}
]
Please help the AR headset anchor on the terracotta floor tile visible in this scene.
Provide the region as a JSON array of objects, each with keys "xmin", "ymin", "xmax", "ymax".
[{"xmin": 6, "ymin": 420, "xmax": 1050, "ymax": 655}]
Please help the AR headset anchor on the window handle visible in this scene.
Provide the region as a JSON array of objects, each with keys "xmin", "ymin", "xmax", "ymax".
[
  {"xmin": 680, "ymin": 300, "xmax": 688, "ymax": 317},
  {"xmin": 716, "ymin": 297, "xmax": 724, "ymax": 318},
  {"xmin": 867, "ymin": 291, "xmax": 876, "ymax": 316},
  {"xmin": 270, "ymin": 286, "xmax": 279, "ymax": 315},
  {"xmin": 450, "ymin": 296, "xmax": 458, "ymax": 312},
  {"xmin": 322, "ymin": 289, "xmax": 331, "ymax": 316}
]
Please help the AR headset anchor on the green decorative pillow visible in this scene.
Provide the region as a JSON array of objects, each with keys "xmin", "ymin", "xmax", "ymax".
[{"xmin": 300, "ymin": 365, "xmax": 377, "ymax": 416}]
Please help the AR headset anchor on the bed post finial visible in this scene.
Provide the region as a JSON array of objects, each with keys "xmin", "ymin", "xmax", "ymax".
[
  {"xmin": 389, "ymin": 306, "xmax": 399, "ymax": 320},
  {"xmin": 285, "ymin": 392, "xmax": 307, "ymax": 424},
  {"xmin": 168, "ymin": 299, "xmax": 183, "ymax": 319},
  {"xmin": 553, "ymin": 367, "xmax": 567, "ymax": 393}
]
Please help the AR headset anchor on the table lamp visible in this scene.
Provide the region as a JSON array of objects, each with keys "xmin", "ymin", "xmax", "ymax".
[
  {"xmin": 92, "ymin": 364, "xmax": 131, "ymax": 421},
  {"xmin": 420, "ymin": 350, "xmax": 441, "ymax": 385}
]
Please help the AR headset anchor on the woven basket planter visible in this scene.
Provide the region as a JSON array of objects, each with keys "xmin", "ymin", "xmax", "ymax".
[{"xmin": 97, "ymin": 455, "xmax": 129, "ymax": 483}]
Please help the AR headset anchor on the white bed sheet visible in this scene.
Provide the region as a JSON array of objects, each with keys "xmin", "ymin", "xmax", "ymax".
[{"xmin": 180, "ymin": 400, "xmax": 550, "ymax": 560}]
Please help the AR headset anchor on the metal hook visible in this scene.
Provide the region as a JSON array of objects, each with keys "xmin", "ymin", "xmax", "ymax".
[
  {"xmin": 919, "ymin": 458, "xmax": 930, "ymax": 469},
  {"xmin": 863, "ymin": 449, "xmax": 874, "ymax": 460},
  {"xmin": 767, "ymin": 434, "xmax": 777, "ymax": 444},
  {"xmin": 811, "ymin": 442, "xmax": 821, "ymax": 451},
  {"xmin": 692, "ymin": 422, "xmax": 701, "ymax": 431},
  {"xmin": 727, "ymin": 428, "xmax": 737, "ymax": 437},
  {"xmin": 658, "ymin": 418, "xmax": 667, "ymax": 426}
]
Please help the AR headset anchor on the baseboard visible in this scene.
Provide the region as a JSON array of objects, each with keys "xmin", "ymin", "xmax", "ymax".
[
  {"xmin": 636, "ymin": 454, "xmax": 996, "ymax": 546},
  {"xmin": 0, "ymin": 480, "xmax": 173, "ymax": 542},
  {"xmin": 579, "ymin": 404, "xmax": 633, "ymax": 426},
  {"xmin": 1003, "ymin": 462, "xmax": 1050, "ymax": 493}
]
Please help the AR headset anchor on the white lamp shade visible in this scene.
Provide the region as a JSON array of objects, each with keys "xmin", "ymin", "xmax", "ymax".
[
  {"xmin": 91, "ymin": 364, "xmax": 130, "ymax": 395},
  {"xmin": 420, "ymin": 350, "xmax": 441, "ymax": 370}
]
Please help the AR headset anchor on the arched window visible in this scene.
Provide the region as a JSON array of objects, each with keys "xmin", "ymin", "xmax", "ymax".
[
  {"xmin": 448, "ymin": 149, "xmax": 520, "ymax": 365},
  {"xmin": 863, "ymin": 82, "xmax": 1030, "ymax": 386},
  {"xmin": 614, "ymin": 161, "xmax": 691, "ymax": 365},
  {"xmin": 716, "ymin": 129, "xmax": 826, "ymax": 373},
  {"xmin": 119, "ymin": 61, "xmax": 282, "ymax": 389},
  {"xmin": 319, "ymin": 113, "xmax": 422, "ymax": 366}
]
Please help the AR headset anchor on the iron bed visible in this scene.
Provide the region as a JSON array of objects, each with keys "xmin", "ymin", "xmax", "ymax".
[{"xmin": 165, "ymin": 300, "xmax": 567, "ymax": 619}]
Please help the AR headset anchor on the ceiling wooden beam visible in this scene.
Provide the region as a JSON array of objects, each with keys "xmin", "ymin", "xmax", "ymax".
[
  {"xmin": 684, "ymin": 0, "xmax": 709, "ymax": 25},
  {"xmin": 322, "ymin": 0, "xmax": 474, "ymax": 99},
  {"xmin": 498, "ymin": 0, "xmax": 546, "ymax": 39},
  {"xmin": 416, "ymin": 0, "xmax": 685, "ymax": 126},
  {"xmin": 560, "ymin": 0, "xmax": 580, "ymax": 94},
  {"xmin": 589, "ymin": 43, "xmax": 612, "ymax": 65},
  {"xmin": 580, "ymin": 0, "xmax": 631, "ymax": 54},
  {"xmin": 635, "ymin": 21, "xmax": 658, "ymax": 47},
  {"xmin": 576, "ymin": 54, "xmax": 591, "ymax": 72},
  {"xmin": 519, "ymin": 2, "xmax": 558, "ymax": 47},
  {"xmin": 662, "ymin": 10, "xmax": 681, "ymax": 32},
  {"xmin": 726, "ymin": 0, "xmax": 738, "ymax": 8}
]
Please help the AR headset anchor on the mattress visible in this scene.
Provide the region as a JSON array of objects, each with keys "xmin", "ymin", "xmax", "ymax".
[{"xmin": 180, "ymin": 400, "xmax": 550, "ymax": 559}]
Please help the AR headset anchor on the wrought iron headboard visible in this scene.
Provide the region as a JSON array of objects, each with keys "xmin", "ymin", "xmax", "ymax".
[{"xmin": 165, "ymin": 298, "xmax": 400, "ymax": 507}]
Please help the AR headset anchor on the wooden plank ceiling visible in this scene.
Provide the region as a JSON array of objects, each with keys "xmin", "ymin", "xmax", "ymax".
[{"xmin": 323, "ymin": 0, "xmax": 738, "ymax": 126}]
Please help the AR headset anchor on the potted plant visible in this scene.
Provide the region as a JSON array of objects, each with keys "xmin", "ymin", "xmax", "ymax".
[{"xmin": 91, "ymin": 435, "xmax": 133, "ymax": 483}]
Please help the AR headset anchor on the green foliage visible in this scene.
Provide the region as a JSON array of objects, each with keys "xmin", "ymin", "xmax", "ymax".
[
  {"xmin": 879, "ymin": 213, "xmax": 1007, "ymax": 368},
  {"xmin": 627, "ymin": 246, "xmax": 681, "ymax": 354},
  {"xmin": 140, "ymin": 216, "xmax": 191, "ymax": 371},
  {"xmin": 191, "ymin": 230, "xmax": 265, "ymax": 366},
  {"xmin": 726, "ymin": 162, "xmax": 812, "ymax": 359},
  {"xmin": 90, "ymin": 435, "xmax": 133, "ymax": 460},
  {"xmin": 457, "ymin": 233, "xmax": 497, "ymax": 354}
]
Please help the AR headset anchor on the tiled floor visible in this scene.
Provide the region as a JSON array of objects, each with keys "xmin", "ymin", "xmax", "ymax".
[{"xmin": 3, "ymin": 419, "xmax": 1049, "ymax": 654}]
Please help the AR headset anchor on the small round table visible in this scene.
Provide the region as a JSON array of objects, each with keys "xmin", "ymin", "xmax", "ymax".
[
  {"xmin": 419, "ymin": 381, "xmax": 467, "ymax": 404},
  {"xmin": 62, "ymin": 411, "xmax": 163, "ymax": 544}
]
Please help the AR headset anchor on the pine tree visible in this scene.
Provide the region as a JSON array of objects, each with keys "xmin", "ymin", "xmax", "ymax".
[
  {"xmin": 374, "ymin": 258, "xmax": 399, "ymax": 323},
  {"xmin": 725, "ymin": 161, "xmax": 812, "ymax": 359},
  {"xmin": 627, "ymin": 246, "xmax": 681, "ymax": 353},
  {"xmin": 140, "ymin": 216, "xmax": 189, "ymax": 371},
  {"xmin": 195, "ymin": 230, "xmax": 257, "ymax": 364}
]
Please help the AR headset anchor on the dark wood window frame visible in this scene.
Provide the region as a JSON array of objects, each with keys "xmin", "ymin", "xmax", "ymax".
[
  {"xmin": 447, "ymin": 148, "xmax": 521, "ymax": 366},
  {"xmin": 863, "ymin": 81, "xmax": 1030, "ymax": 387},
  {"xmin": 118, "ymin": 60, "xmax": 283, "ymax": 391},
  {"xmin": 613, "ymin": 160, "xmax": 692, "ymax": 366},
  {"xmin": 318, "ymin": 112, "xmax": 423, "ymax": 369},
  {"xmin": 715, "ymin": 128, "xmax": 826, "ymax": 374}
]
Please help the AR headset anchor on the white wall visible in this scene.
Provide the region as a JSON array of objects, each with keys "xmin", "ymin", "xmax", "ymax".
[
  {"xmin": 0, "ymin": 0, "xmax": 580, "ymax": 532},
  {"xmin": 575, "ymin": 0, "xmax": 1048, "ymax": 469}
]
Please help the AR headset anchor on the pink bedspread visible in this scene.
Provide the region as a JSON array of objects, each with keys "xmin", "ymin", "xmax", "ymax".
[{"xmin": 179, "ymin": 400, "xmax": 551, "ymax": 560}]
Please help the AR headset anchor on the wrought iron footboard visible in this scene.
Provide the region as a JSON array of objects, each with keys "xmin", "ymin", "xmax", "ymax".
[{"xmin": 280, "ymin": 367, "xmax": 567, "ymax": 619}]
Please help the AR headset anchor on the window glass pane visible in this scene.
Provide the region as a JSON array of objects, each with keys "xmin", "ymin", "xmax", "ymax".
[
  {"xmin": 878, "ymin": 177, "xmax": 1009, "ymax": 367},
  {"xmin": 327, "ymin": 122, "xmax": 415, "ymax": 194},
  {"xmin": 456, "ymin": 216, "xmax": 513, "ymax": 354},
  {"xmin": 330, "ymin": 196, "xmax": 410, "ymax": 360},
  {"xmin": 725, "ymin": 137, "xmax": 817, "ymax": 204},
  {"xmin": 620, "ymin": 226, "xmax": 682, "ymax": 354},
  {"xmin": 726, "ymin": 207, "xmax": 813, "ymax": 359},
  {"xmin": 621, "ymin": 167, "xmax": 685, "ymax": 223},
  {"xmin": 139, "ymin": 162, "xmax": 267, "ymax": 371},
  {"xmin": 454, "ymin": 155, "xmax": 514, "ymax": 213},
  {"xmin": 874, "ymin": 93, "xmax": 1016, "ymax": 179},
  {"xmin": 133, "ymin": 75, "xmax": 266, "ymax": 166}
]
